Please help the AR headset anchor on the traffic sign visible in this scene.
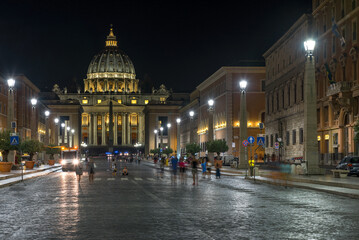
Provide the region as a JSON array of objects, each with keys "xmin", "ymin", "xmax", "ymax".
[
  {"xmin": 242, "ymin": 140, "xmax": 249, "ymax": 147},
  {"xmin": 257, "ymin": 137, "xmax": 265, "ymax": 146},
  {"xmin": 248, "ymin": 159, "xmax": 255, "ymax": 167},
  {"xmin": 10, "ymin": 136, "xmax": 19, "ymax": 145},
  {"xmin": 274, "ymin": 142, "xmax": 279, "ymax": 149},
  {"xmin": 248, "ymin": 136, "xmax": 255, "ymax": 144}
]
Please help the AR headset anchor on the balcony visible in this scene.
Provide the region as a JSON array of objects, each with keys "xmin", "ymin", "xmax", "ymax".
[{"xmin": 327, "ymin": 81, "xmax": 352, "ymax": 97}]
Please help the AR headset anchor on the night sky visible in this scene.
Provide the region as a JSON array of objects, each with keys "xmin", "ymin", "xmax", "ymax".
[{"xmin": 0, "ymin": 0, "xmax": 312, "ymax": 93}]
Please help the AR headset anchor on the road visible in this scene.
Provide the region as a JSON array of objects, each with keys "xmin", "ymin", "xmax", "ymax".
[{"xmin": 1, "ymin": 157, "xmax": 358, "ymax": 240}]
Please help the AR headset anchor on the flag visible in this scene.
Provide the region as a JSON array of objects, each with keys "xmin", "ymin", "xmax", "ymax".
[
  {"xmin": 324, "ymin": 63, "xmax": 335, "ymax": 84},
  {"xmin": 332, "ymin": 17, "xmax": 346, "ymax": 47}
]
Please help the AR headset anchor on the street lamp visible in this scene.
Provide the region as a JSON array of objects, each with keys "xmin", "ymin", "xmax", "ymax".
[
  {"xmin": 30, "ymin": 98, "xmax": 38, "ymax": 140},
  {"xmin": 31, "ymin": 98, "xmax": 37, "ymax": 108},
  {"xmin": 45, "ymin": 110, "xmax": 50, "ymax": 118},
  {"xmin": 208, "ymin": 99, "xmax": 215, "ymax": 163},
  {"xmin": 7, "ymin": 78, "xmax": 16, "ymax": 163},
  {"xmin": 167, "ymin": 123, "xmax": 171, "ymax": 150},
  {"xmin": 54, "ymin": 118, "xmax": 59, "ymax": 145},
  {"xmin": 239, "ymin": 80, "xmax": 248, "ymax": 169},
  {"xmin": 303, "ymin": 39, "xmax": 321, "ymax": 174},
  {"xmin": 154, "ymin": 129, "xmax": 158, "ymax": 149},
  {"xmin": 44, "ymin": 110, "xmax": 50, "ymax": 146},
  {"xmin": 66, "ymin": 126, "xmax": 70, "ymax": 147},
  {"xmin": 176, "ymin": 118, "xmax": 181, "ymax": 158},
  {"xmin": 61, "ymin": 123, "xmax": 65, "ymax": 145},
  {"xmin": 189, "ymin": 110, "xmax": 194, "ymax": 143},
  {"xmin": 71, "ymin": 129, "xmax": 75, "ymax": 147},
  {"xmin": 160, "ymin": 127, "xmax": 164, "ymax": 149}
]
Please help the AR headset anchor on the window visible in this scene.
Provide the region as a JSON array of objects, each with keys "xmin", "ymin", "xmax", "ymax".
[
  {"xmin": 354, "ymin": 61, "xmax": 358, "ymax": 81},
  {"xmin": 97, "ymin": 99, "xmax": 102, "ymax": 104},
  {"xmin": 145, "ymin": 100, "xmax": 149, "ymax": 104},
  {"xmin": 282, "ymin": 89, "xmax": 284, "ymax": 108},
  {"xmin": 118, "ymin": 99, "xmax": 122, "ymax": 104},
  {"xmin": 341, "ymin": 0, "xmax": 345, "ymax": 18},
  {"xmin": 160, "ymin": 97, "xmax": 166, "ymax": 102},
  {"xmin": 323, "ymin": 14, "xmax": 327, "ymax": 32},
  {"xmin": 294, "ymin": 83, "xmax": 297, "ymax": 104},
  {"xmin": 266, "ymin": 135, "xmax": 269, "ymax": 147},
  {"xmin": 317, "ymin": 109, "xmax": 321, "ymax": 124},
  {"xmin": 324, "ymin": 106, "xmax": 329, "ymax": 123},
  {"xmin": 292, "ymin": 130, "xmax": 296, "ymax": 145},
  {"xmin": 261, "ymin": 80, "xmax": 265, "ymax": 92},
  {"xmin": 82, "ymin": 116, "xmax": 88, "ymax": 126},
  {"xmin": 287, "ymin": 85, "xmax": 291, "ymax": 106},
  {"xmin": 82, "ymin": 99, "xmax": 88, "ymax": 104},
  {"xmin": 301, "ymin": 80, "xmax": 304, "ymax": 101},
  {"xmin": 271, "ymin": 95, "xmax": 274, "ymax": 113},
  {"xmin": 131, "ymin": 99, "xmax": 137, "ymax": 104},
  {"xmin": 299, "ymin": 128, "xmax": 304, "ymax": 144},
  {"xmin": 286, "ymin": 131, "xmax": 290, "ymax": 146},
  {"xmin": 270, "ymin": 135, "xmax": 273, "ymax": 147},
  {"xmin": 276, "ymin": 92, "xmax": 279, "ymax": 111},
  {"xmin": 353, "ymin": 20, "xmax": 357, "ymax": 42},
  {"xmin": 353, "ymin": 0, "xmax": 357, "ymax": 10}
]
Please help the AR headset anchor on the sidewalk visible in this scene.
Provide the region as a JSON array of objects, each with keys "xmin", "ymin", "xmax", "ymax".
[
  {"xmin": 0, "ymin": 164, "xmax": 62, "ymax": 188},
  {"xmin": 247, "ymin": 171, "xmax": 359, "ymax": 199}
]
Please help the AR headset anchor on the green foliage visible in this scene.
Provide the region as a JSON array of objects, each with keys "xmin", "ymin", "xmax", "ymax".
[
  {"xmin": 185, "ymin": 143, "xmax": 201, "ymax": 156},
  {"xmin": 0, "ymin": 130, "xmax": 19, "ymax": 162},
  {"xmin": 163, "ymin": 148, "xmax": 173, "ymax": 156},
  {"xmin": 20, "ymin": 139, "xmax": 44, "ymax": 161},
  {"xmin": 46, "ymin": 145, "xmax": 61, "ymax": 159},
  {"xmin": 206, "ymin": 139, "xmax": 229, "ymax": 156},
  {"xmin": 355, "ymin": 120, "xmax": 359, "ymax": 143},
  {"xmin": 150, "ymin": 148, "xmax": 161, "ymax": 155}
]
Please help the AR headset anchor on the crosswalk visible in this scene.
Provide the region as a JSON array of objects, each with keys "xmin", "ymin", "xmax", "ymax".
[{"xmin": 91, "ymin": 177, "xmax": 163, "ymax": 182}]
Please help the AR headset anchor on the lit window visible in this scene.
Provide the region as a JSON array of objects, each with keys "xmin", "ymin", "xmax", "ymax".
[
  {"xmin": 145, "ymin": 100, "xmax": 149, "ymax": 104},
  {"xmin": 131, "ymin": 99, "xmax": 137, "ymax": 104},
  {"xmin": 82, "ymin": 99, "xmax": 88, "ymax": 104},
  {"xmin": 160, "ymin": 97, "xmax": 166, "ymax": 102},
  {"xmin": 118, "ymin": 100, "xmax": 122, "ymax": 104},
  {"xmin": 97, "ymin": 99, "xmax": 102, "ymax": 104}
]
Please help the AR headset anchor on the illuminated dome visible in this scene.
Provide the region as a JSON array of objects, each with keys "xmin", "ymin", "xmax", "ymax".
[{"xmin": 84, "ymin": 27, "xmax": 138, "ymax": 93}]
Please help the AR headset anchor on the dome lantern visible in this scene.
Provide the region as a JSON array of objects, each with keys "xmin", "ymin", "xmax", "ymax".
[{"xmin": 106, "ymin": 25, "xmax": 117, "ymax": 47}]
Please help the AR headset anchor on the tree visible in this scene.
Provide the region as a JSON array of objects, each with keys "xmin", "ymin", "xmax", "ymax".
[
  {"xmin": 150, "ymin": 148, "xmax": 161, "ymax": 155},
  {"xmin": 185, "ymin": 143, "xmax": 201, "ymax": 156},
  {"xmin": 46, "ymin": 145, "xmax": 61, "ymax": 160},
  {"xmin": 20, "ymin": 139, "xmax": 44, "ymax": 161},
  {"xmin": 206, "ymin": 139, "xmax": 229, "ymax": 158},
  {"xmin": 0, "ymin": 130, "xmax": 18, "ymax": 162},
  {"xmin": 163, "ymin": 148, "xmax": 173, "ymax": 156}
]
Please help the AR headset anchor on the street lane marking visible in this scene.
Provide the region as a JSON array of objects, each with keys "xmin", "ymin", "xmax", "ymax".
[
  {"xmin": 147, "ymin": 178, "xmax": 155, "ymax": 181},
  {"xmin": 121, "ymin": 178, "xmax": 128, "ymax": 181},
  {"xmin": 94, "ymin": 178, "xmax": 102, "ymax": 181},
  {"xmin": 134, "ymin": 177, "xmax": 143, "ymax": 181},
  {"xmin": 107, "ymin": 178, "xmax": 115, "ymax": 181}
]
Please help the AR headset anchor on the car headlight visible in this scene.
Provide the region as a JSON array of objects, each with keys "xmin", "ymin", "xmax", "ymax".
[
  {"xmin": 60, "ymin": 160, "xmax": 64, "ymax": 165},
  {"xmin": 73, "ymin": 159, "xmax": 79, "ymax": 165}
]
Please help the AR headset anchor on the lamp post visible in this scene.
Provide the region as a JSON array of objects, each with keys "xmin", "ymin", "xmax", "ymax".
[
  {"xmin": 160, "ymin": 127, "xmax": 164, "ymax": 149},
  {"xmin": 303, "ymin": 39, "xmax": 321, "ymax": 174},
  {"xmin": 31, "ymin": 98, "xmax": 37, "ymax": 140},
  {"xmin": 54, "ymin": 118, "xmax": 59, "ymax": 145},
  {"xmin": 189, "ymin": 110, "xmax": 194, "ymax": 143},
  {"xmin": 61, "ymin": 123, "xmax": 65, "ymax": 146},
  {"xmin": 208, "ymin": 99, "xmax": 214, "ymax": 163},
  {"xmin": 176, "ymin": 118, "xmax": 181, "ymax": 158},
  {"xmin": 71, "ymin": 129, "xmax": 75, "ymax": 148},
  {"xmin": 239, "ymin": 80, "xmax": 248, "ymax": 169},
  {"xmin": 44, "ymin": 110, "xmax": 50, "ymax": 146},
  {"xmin": 66, "ymin": 126, "xmax": 70, "ymax": 147},
  {"xmin": 154, "ymin": 129, "xmax": 158, "ymax": 149},
  {"xmin": 167, "ymin": 123, "xmax": 171, "ymax": 150},
  {"xmin": 7, "ymin": 79, "xmax": 15, "ymax": 163}
]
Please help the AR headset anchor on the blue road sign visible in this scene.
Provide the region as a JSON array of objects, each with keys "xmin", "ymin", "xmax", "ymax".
[
  {"xmin": 248, "ymin": 136, "xmax": 255, "ymax": 144},
  {"xmin": 257, "ymin": 137, "xmax": 265, "ymax": 146},
  {"xmin": 10, "ymin": 136, "xmax": 19, "ymax": 145},
  {"xmin": 274, "ymin": 142, "xmax": 279, "ymax": 149}
]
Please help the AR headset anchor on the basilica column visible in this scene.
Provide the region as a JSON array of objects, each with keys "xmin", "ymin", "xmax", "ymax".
[
  {"xmin": 88, "ymin": 113, "xmax": 92, "ymax": 145},
  {"xmin": 127, "ymin": 113, "xmax": 131, "ymax": 145},
  {"xmin": 93, "ymin": 113, "xmax": 98, "ymax": 145},
  {"xmin": 138, "ymin": 112, "xmax": 145, "ymax": 144},
  {"xmin": 114, "ymin": 113, "xmax": 118, "ymax": 145},
  {"xmin": 122, "ymin": 113, "xmax": 126, "ymax": 145},
  {"xmin": 101, "ymin": 113, "xmax": 106, "ymax": 145}
]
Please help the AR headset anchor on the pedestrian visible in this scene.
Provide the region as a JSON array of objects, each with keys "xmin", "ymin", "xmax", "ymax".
[
  {"xmin": 215, "ymin": 157, "xmax": 222, "ymax": 179},
  {"xmin": 122, "ymin": 166, "xmax": 129, "ymax": 175},
  {"xmin": 112, "ymin": 159, "xmax": 117, "ymax": 176},
  {"xmin": 206, "ymin": 158, "xmax": 212, "ymax": 177},
  {"xmin": 75, "ymin": 161, "xmax": 83, "ymax": 182},
  {"xmin": 190, "ymin": 156, "xmax": 199, "ymax": 185},
  {"xmin": 201, "ymin": 158, "xmax": 207, "ymax": 178},
  {"xmin": 88, "ymin": 158, "xmax": 96, "ymax": 183},
  {"xmin": 160, "ymin": 157, "xmax": 165, "ymax": 178},
  {"xmin": 171, "ymin": 156, "xmax": 178, "ymax": 184},
  {"xmin": 263, "ymin": 154, "xmax": 267, "ymax": 163},
  {"xmin": 179, "ymin": 157, "xmax": 186, "ymax": 184}
]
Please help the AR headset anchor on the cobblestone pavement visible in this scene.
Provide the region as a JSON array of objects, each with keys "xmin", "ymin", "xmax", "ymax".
[{"xmin": 1, "ymin": 157, "xmax": 359, "ymax": 240}]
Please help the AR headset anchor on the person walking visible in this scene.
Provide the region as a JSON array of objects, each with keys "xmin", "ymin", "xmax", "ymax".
[
  {"xmin": 88, "ymin": 158, "xmax": 96, "ymax": 183},
  {"xmin": 171, "ymin": 156, "xmax": 178, "ymax": 184},
  {"xmin": 190, "ymin": 156, "xmax": 199, "ymax": 185},
  {"xmin": 75, "ymin": 161, "xmax": 83, "ymax": 183},
  {"xmin": 215, "ymin": 157, "xmax": 222, "ymax": 179},
  {"xmin": 179, "ymin": 157, "xmax": 186, "ymax": 184},
  {"xmin": 201, "ymin": 158, "xmax": 207, "ymax": 178},
  {"xmin": 112, "ymin": 159, "xmax": 117, "ymax": 176}
]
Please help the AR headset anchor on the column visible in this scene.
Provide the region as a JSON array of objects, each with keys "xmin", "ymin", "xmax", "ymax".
[
  {"xmin": 122, "ymin": 113, "xmax": 126, "ymax": 145},
  {"xmin": 88, "ymin": 113, "xmax": 92, "ymax": 145},
  {"xmin": 138, "ymin": 112, "xmax": 144, "ymax": 144},
  {"xmin": 114, "ymin": 113, "xmax": 118, "ymax": 145},
  {"xmin": 239, "ymin": 89, "xmax": 247, "ymax": 169},
  {"xmin": 93, "ymin": 113, "xmax": 98, "ymax": 145},
  {"xmin": 101, "ymin": 113, "xmax": 106, "ymax": 145},
  {"xmin": 127, "ymin": 113, "xmax": 131, "ymax": 145}
]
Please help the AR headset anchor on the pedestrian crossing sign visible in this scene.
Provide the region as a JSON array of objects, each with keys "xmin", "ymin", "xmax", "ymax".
[
  {"xmin": 257, "ymin": 137, "xmax": 265, "ymax": 146},
  {"xmin": 10, "ymin": 136, "xmax": 19, "ymax": 145}
]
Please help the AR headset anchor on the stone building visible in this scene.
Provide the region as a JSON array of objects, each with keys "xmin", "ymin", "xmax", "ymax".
[{"xmin": 179, "ymin": 67, "xmax": 266, "ymax": 160}]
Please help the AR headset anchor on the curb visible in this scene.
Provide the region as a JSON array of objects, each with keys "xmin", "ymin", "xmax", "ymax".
[
  {"xmin": 0, "ymin": 165, "xmax": 61, "ymax": 180},
  {"xmin": 0, "ymin": 166, "xmax": 62, "ymax": 188}
]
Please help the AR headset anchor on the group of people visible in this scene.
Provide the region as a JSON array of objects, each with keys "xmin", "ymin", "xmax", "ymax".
[
  {"xmin": 111, "ymin": 159, "xmax": 129, "ymax": 176},
  {"xmin": 74, "ymin": 157, "xmax": 96, "ymax": 183}
]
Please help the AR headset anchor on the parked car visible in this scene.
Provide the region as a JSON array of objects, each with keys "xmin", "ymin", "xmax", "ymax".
[{"xmin": 336, "ymin": 156, "xmax": 359, "ymax": 176}]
